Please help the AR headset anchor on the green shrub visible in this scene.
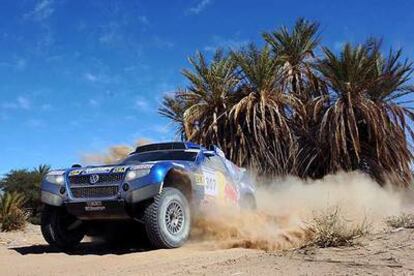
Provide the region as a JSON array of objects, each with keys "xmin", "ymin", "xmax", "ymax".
[
  {"xmin": 0, "ymin": 192, "xmax": 28, "ymax": 232},
  {"xmin": 0, "ymin": 165, "xmax": 50, "ymax": 224}
]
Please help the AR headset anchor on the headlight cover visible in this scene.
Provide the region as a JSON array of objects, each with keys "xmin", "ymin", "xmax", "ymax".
[
  {"xmin": 125, "ymin": 165, "xmax": 152, "ymax": 181},
  {"xmin": 45, "ymin": 171, "xmax": 65, "ymax": 185}
]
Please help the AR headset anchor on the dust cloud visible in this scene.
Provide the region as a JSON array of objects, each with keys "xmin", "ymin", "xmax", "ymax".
[
  {"xmin": 191, "ymin": 171, "xmax": 406, "ymax": 251},
  {"xmin": 81, "ymin": 138, "xmax": 152, "ymax": 165}
]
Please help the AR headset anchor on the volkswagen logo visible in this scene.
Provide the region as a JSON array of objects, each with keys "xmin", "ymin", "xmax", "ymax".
[{"xmin": 89, "ymin": 174, "xmax": 100, "ymax": 184}]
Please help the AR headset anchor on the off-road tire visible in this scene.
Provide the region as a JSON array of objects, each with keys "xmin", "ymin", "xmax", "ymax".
[
  {"xmin": 144, "ymin": 187, "xmax": 191, "ymax": 249},
  {"xmin": 240, "ymin": 194, "xmax": 257, "ymax": 210},
  {"xmin": 41, "ymin": 204, "xmax": 85, "ymax": 250}
]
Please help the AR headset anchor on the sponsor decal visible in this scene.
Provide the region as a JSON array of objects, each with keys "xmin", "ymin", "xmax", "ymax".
[
  {"xmin": 204, "ymin": 172, "xmax": 218, "ymax": 196},
  {"xmin": 85, "ymin": 201, "xmax": 105, "ymax": 211},
  {"xmin": 47, "ymin": 170, "xmax": 65, "ymax": 176},
  {"xmin": 69, "ymin": 165, "xmax": 148, "ymax": 176},
  {"xmin": 194, "ymin": 174, "xmax": 204, "ymax": 185},
  {"xmin": 69, "ymin": 170, "xmax": 82, "ymax": 176},
  {"xmin": 202, "ymin": 168, "xmax": 236, "ymax": 204},
  {"xmin": 112, "ymin": 166, "xmax": 128, "ymax": 173},
  {"xmin": 129, "ymin": 164, "xmax": 153, "ymax": 170},
  {"xmin": 224, "ymin": 183, "xmax": 238, "ymax": 203},
  {"xmin": 202, "ymin": 168, "xmax": 223, "ymax": 197},
  {"xmin": 84, "ymin": 167, "xmax": 113, "ymax": 174}
]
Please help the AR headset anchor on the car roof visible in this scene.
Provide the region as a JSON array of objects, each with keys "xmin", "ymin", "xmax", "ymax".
[{"xmin": 134, "ymin": 142, "xmax": 205, "ymax": 154}]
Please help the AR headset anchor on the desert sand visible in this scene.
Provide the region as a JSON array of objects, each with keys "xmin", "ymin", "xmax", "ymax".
[{"xmin": 0, "ymin": 224, "xmax": 413, "ymax": 276}]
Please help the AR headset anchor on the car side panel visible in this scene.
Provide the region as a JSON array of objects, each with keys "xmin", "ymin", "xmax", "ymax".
[{"xmin": 196, "ymin": 159, "xmax": 239, "ymax": 205}]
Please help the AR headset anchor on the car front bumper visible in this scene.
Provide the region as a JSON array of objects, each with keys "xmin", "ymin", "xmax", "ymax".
[
  {"xmin": 65, "ymin": 200, "xmax": 130, "ymax": 220},
  {"xmin": 41, "ymin": 182, "xmax": 162, "ymax": 220}
]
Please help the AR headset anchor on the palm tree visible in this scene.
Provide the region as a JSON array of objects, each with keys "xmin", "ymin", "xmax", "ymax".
[
  {"xmin": 34, "ymin": 164, "xmax": 50, "ymax": 178},
  {"xmin": 159, "ymin": 91, "xmax": 188, "ymax": 139},
  {"xmin": 263, "ymin": 18, "xmax": 328, "ymax": 178},
  {"xmin": 229, "ymin": 44, "xmax": 300, "ymax": 175},
  {"xmin": 159, "ymin": 20, "xmax": 414, "ymax": 186},
  {"xmin": 314, "ymin": 40, "xmax": 414, "ymax": 186},
  {"xmin": 160, "ymin": 49, "xmax": 239, "ymax": 152},
  {"xmin": 263, "ymin": 18, "xmax": 322, "ymax": 100}
]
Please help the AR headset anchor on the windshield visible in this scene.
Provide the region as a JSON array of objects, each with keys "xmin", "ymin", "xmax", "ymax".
[{"xmin": 121, "ymin": 150, "xmax": 198, "ymax": 164}]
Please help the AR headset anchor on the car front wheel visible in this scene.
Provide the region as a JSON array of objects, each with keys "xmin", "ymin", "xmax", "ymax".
[
  {"xmin": 144, "ymin": 187, "xmax": 191, "ymax": 249},
  {"xmin": 41, "ymin": 205, "xmax": 85, "ymax": 250}
]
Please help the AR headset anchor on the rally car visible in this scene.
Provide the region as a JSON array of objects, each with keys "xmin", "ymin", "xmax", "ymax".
[{"xmin": 40, "ymin": 142, "xmax": 256, "ymax": 250}]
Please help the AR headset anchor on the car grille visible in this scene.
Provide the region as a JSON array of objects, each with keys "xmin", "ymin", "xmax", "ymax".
[
  {"xmin": 68, "ymin": 173, "xmax": 124, "ymax": 199},
  {"xmin": 70, "ymin": 186, "xmax": 119, "ymax": 198},
  {"xmin": 69, "ymin": 173, "xmax": 124, "ymax": 185}
]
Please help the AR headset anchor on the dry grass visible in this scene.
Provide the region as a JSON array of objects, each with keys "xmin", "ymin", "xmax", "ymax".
[
  {"xmin": 309, "ymin": 207, "xmax": 369, "ymax": 248},
  {"xmin": 386, "ymin": 213, "xmax": 414, "ymax": 229}
]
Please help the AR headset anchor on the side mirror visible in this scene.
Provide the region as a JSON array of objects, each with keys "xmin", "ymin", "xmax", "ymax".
[
  {"xmin": 203, "ymin": 151, "xmax": 215, "ymax": 157},
  {"xmin": 207, "ymin": 145, "xmax": 225, "ymax": 158},
  {"xmin": 71, "ymin": 164, "xmax": 82, "ymax": 168}
]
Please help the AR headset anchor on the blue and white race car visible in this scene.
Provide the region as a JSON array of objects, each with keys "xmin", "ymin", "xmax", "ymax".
[{"xmin": 40, "ymin": 142, "xmax": 255, "ymax": 250}]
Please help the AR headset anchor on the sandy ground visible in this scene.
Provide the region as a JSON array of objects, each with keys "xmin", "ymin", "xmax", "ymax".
[{"xmin": 0, "ymin": 224, "xmax": 413, "ymax": 276}]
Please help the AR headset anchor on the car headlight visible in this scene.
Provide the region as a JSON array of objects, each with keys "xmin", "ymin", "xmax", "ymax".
[
  {"xmin": 45, "ymin": 171, "xmax": 65, "ymax": 185},
  {"xmin": 125, "ymin": 165, "xmax": 152, "ymax": 181}
]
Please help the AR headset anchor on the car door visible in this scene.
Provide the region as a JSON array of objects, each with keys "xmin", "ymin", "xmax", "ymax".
[{"xmin": 201, "ymin": 155, "xmax": 238, "ymax": 203}]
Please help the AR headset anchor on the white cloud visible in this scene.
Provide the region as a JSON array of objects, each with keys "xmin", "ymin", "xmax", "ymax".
[
  {"xmin": 138, "ymin": 15, "xmax": 149, "ymax": 25},
  {"xmin": 23, "ymin": 1, "xmax": 56, "ymax": 53},
  {"xmin": 98, "ymin": 17, "xmax": 129, "ymax": 46},
  {"xmin": 153, "ymin": 36, "xmax": 175, "ymax": 49},
  {"xmin": 188, "ymin": 0, "xmax": 212, "ymax": 14},
  {"xmin": 153, "ymin": 125, "xmax": 171, "ymax": 135},
  {"xmin": 334, "ymin": 41, "xmax": 345, "ymax": 51},
  {"xmin": 99, "ymin": 23, "xmax": 118, "ymax": 45},
  {"xmin": 2, "ymin": 96, "xmax": 31, "ymax": 110},
  {"xmin": 134, "ymin": 98, "xmax": 150, "ymax": 110},
  {"xmin": 15, "ymin": 58, "xmax": 27, "ymax": 71},
  {"xmin": 26, "ymin": 119, "xmax": 45, "ymax": 128},
  {"xmin": 1, "ymin": 96, "xmax": 53, "ymax": 112},
  {"xmin": 204, "ymin": 36, "xmax": 249, "ymax": 52},
  {"xmin": 123, "ymin": 64, "xmax": 150, "ymax": 73},
  {"xmin": 0, "ymin": 112, "xmax": 8, "ymax": 121},
  {"xmin": 17, "ymin": 96, "xmax": 31, "ymax": 110},
  {"xmin": 83, "ymin": 71, "xmax": 116, "ymax": 85},
  {"xmin": 0, "ymin": 57, "xmax": 28, "ymax": 71},
  {"xmin": 41, "ymin": 103, "xmax": 53, "ymax": 111},
  {"xmin": 36, "ymin": 25, "xmax": 55, "ymax": 49},
  {"xmin": 124, "ymin": 115, "xmax": 136, "ymax": 121},
  {"xmin": 24, "ymin": 0, "xmax": 55, "ymax": 21},
  {"xmin": 89, "ymin": 99, "xmax": 100, "ymax": 107},
  {"xmin": 84, "ymin": 72, "xmax": 98, "ymax": 82}
]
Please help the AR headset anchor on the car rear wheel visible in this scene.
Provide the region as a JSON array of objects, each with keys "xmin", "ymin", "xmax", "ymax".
[
  {"xmin": 144, "ymin": 187, "xmax": 191, "ymax": 249},
  {"xmin": 240, "ymin": 194, "xmax": 257, "ymax": 210},
  {"xmin": 41, "ymin": 205, "xmax": 85, "ymax": 250}
]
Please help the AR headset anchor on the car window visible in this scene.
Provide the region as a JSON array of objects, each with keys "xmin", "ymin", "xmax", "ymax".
[
  {"xmin": 121, "ymin": 150, "xmax": 198, "ymax": 164},
  {"xmin": 224, "ymin": 159, "xmax": 238, "ymax": 179},
  {"xmin": 204, "ymin": 155, "xmax": 228, "ymax": 174}
]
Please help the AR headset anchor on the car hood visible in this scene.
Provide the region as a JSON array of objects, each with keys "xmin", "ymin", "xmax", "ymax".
[
  {"xmin": 66, "ymin": 160, "xmax": 193, "ymax": 176},
  {"xmin": 67, "ymin": 163, "xmax": 151, "ymax": 176}
]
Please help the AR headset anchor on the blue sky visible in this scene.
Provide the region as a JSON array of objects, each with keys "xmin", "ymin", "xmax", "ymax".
[{"xmin": 0, "ymin": 0, "xmax": 413, "ymax": 174}]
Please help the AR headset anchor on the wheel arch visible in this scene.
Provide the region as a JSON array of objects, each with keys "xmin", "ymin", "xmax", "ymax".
[
  {"xmin": 240, "ymin": 192, "xmax": 257, "ymax": 210},
  {"xmin": 161, "ymin": 168, "xmax": 193, "ymax": 202}
]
